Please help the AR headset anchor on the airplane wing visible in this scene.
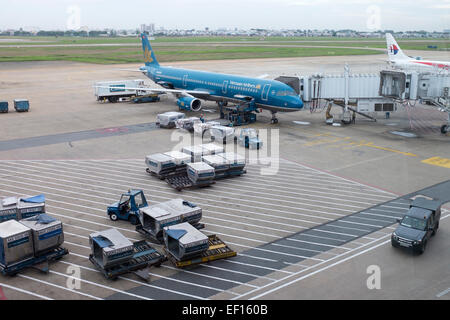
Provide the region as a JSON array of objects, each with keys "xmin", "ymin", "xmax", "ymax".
[
  {"xmin": 118, "ymin": 69, "xmax": 148, "ymax": 73},
  {"xmin": 94, "ymin": 85, "xmax": 211, "ymax": 96}
]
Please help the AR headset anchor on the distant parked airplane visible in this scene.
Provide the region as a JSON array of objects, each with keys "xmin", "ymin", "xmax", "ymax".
[
  {"xmin": 101, "ymin": 33, "xmax": 304, "ymax": 123},
  {"xmin": 386, "ymin": 33, "xmax": 450, "ymax": 73}
]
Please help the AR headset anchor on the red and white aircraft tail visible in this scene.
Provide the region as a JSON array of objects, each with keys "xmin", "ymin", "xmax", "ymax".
[{"xmin": 385, "ymin": 33, "xmax": 449, "ymax": 72}]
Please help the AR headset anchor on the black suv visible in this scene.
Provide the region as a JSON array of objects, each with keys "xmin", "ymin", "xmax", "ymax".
[{"xmin": 391, "ymin": 198, "xmax": 441, "ymax": 254}]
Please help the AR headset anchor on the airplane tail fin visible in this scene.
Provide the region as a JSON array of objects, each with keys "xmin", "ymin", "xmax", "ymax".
[
  {"xmin": 386, "ymin": 33, "xmax": 410, "ymax": 61},
  {"xmin": 141, "ymin": 33, "xmax": 159, "ymax": 67}
]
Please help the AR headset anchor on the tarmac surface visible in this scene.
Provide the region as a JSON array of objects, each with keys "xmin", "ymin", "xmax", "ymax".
[{"xmin": 0, "ymin": 51, "xmax": 449, "ymax": 300}]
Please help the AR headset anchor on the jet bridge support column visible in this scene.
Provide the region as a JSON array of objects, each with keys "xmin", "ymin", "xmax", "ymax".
[{"xmin": 341, "ymin": 64, "xmax": 352, "ymax": 124}]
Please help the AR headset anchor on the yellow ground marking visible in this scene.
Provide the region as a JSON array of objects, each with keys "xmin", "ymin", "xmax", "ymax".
[
  {"xmin": 360, "ymin": 142, "xmax": 418, "ymax": 157},
  {"xmin": 421, "ymin": 157, "xmax": 450, "ymax": 168}
]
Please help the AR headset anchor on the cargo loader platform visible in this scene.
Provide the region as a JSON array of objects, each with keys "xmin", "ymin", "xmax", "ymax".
[
  {"xmin": 165, "ymin": 172, "xmax": 215, "ymax": 191},
  {"xmin": 89, "ymin": 240, "xmax": 165, "ymax": 281},
  {"xmin": 146, "ymin": 166, "xmax": 187, "ymax": 180},
  {"xmin": 164, "ymin": 235, "xmax": 237, "ymax": 268},
  {"xmin": 0, "ymin": 246, "xmax": 68, "ymax": 276}
]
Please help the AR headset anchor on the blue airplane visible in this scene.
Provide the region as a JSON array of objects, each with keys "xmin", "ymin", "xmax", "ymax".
[{"xmin": 116, "ymin": 33, "xmax": 304, "ymax": 123}]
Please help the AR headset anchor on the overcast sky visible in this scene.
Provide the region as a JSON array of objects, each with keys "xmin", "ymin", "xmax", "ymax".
[{"xmin": 0, "ymin": 0, "xmax": 449, "ymax": 31}]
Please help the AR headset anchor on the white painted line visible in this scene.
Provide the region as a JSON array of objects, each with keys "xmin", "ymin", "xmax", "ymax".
[
  {"xmin": 110, "ymin": 159, "xmax": 390, "ymax": 203},
  {"xmin": 222, "ymin": 259, "xmax": 294, "ymax": 275},
  {"xmin": 285, "ymin": 238, "xmax": 352, "ymax": 251},
  {"xmin": 242, "ymin": 213, "xmax": 450, "ymax": 300},
  {"xmin": 280, "ymin": 158, "xmax": 398, "ymax": 197},
  {"xmin": 0, "ymin": 282, "xmax": 54, "ymax": 300},
  {"xmin": 0, "ymin": 162, "xmax": 353, "ymax": 221},
  {"xmin": 436, "ymin": 288, "xmax": 450, "ymax": 298},
  {"xmin": 56, "ymin": 258, "xmax": 207, "ymax": 300},
  {"xmin": 160, "ymin": 264, "xmax": 259, "ymax": 288},
  {"xmin": 17, "ymin": 274, "xmax": 102, "ymax": 300}
]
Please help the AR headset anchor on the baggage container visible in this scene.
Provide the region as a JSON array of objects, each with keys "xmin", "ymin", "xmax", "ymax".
[
  {"xmin": 89, "ymin": 228, "xmax": 134, "ymax": 269},
  {"xmin": 0, "ymin": 220, "xmax": 34, "ymax": 267},
  {"xmin": 187, "ymin": 162, "xmax": 215, "ymax": 183},
  {"xmin": 163, "ymin": 151, "xmax": 191, "ymax": 166},
  {"xmin": 0, "ymin": 101, "xmax": 8, "ymax": 113},
  {"xmin": 157, "ymin": 112, "xmax": 185, "ymax": 128},
  {"xmin": 202, "ymin": 154, "xmax": 230, "ymax": 173},
  {"xmin": 0, "ymin": 197, "xmax": 19, "ymax": 222},
  {"xmin": 138, "ymin": 199, "xmax": 202, "ymax": 241},
  {"xmin": 193, "ymin": 121, "xmax": 220, "ymax": 136},
  {"xmin": 163, "ymin": 222, "xmax": 209, "ymax": 261},
  {"xmin": 14, "ymin": 99, "xmax": 29, "ymax": 112},
  {"xmin": 145, "ymin": 153, "xmax": 176, "ymax": 175},
  {"xmin": 182, "ymin": 145, "xmax": 209, "ymax": 162},
  {"xmin": 219, "ymin": 152, "xmax": 246, "ymax": 171},
  {"xmin": 175, "ymin": 117, "xmax": 201, "ymax": 132},
  {"xmin": 20, "ymin": 214, "xmax": 64, "ymax": 256},
  {"xmin": 201, "ymin": 143, "xmax": 224, "ymax": 155},
  {"xmin": 210, "ymin": 125, "xmax": 235, "ymax": 144},
  {"xmin": 17, "ymin": 199, "xmax": 45, "ymax": 220}
]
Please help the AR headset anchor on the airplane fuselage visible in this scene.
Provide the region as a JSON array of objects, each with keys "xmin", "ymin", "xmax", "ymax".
[
  {"xmin": 391, "ymin": 59, "xmax": 450, "ymax": 72},
  {"xmin": 143, "ymin": 65, "xmax": 304, "ymax": 112}
]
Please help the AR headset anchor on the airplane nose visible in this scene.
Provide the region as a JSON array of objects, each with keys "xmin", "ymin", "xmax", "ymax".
[{"xmin": 290, "ymin": 96, "xmax": 303, "ymax": 109}]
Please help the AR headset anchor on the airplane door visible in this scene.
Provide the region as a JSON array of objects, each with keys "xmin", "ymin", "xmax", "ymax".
[
  {"xmin": 222, "ymin": 80, "xmax": 229, "ymax": 94},
  {"xmin": 183, "ymin": 75, "xmax": 188, "ymax": 87},
  {"xmin": 262, "ymin": 84, "xmax": 271, "ymax": 101}
]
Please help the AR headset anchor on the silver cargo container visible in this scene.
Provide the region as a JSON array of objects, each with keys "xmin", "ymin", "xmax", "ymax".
[
  {"xmin": 139, "ymin": 199, "xmax": 202, "ymax": 240},
  {"xmin": 187, "ymin": 162, "xmax": 215, "ymax": 183},
  {"xmin": 163, "ymin": 222, "xmax": 209, "ymax": 261},
  {"xmin": 157, "ymin": 112, "xmax": 185, "ymax": 128},
  {"xmin": 201, "ymin": 143, "xmax": 224, "ymax": 155},
  {"xmin": 0, "ymin": 197, "xmax": 19, "ymax": 222},
  {"xmin": 89, "ymin": 228, "xmax": 134, "ymax": 269},
  {"xmin": 202, "ymin": 154, "xmax": 230, "ymax": 173},
  {"xmin": 145, "ymin": 153, "xmax": 176, "ymax": 175},
  {"xmin": 17, "ymin": 198, "xmax": 45, "ymax": 220},
  {"xmin": 0, "ymin": 220, "xmax": 34, "ymax": 267},
  {"xmin": 20, "ymin": 214, "xmax": 64, "ymax": 256},
  {"xmin": 219, "ymin": 152, "xmax": 246, "ymax": 171},
  {"xmin": 163, "ymin": 151, "xmax": 191, "ymax": 166},
  {"xmin": 182, "ymin": 145, "xmax": 209, "ymax": 162}
]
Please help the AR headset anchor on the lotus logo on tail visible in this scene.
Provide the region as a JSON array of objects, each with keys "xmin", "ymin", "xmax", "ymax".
[
  {"xmin": 144, "ymin": 47, "xmax": 153, "ymax": 63},
  {"xmin": 389, "ymin": 44, "xmax": 399, "ymax": 55}
]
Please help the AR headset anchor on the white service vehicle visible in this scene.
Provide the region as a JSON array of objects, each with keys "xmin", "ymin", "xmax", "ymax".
[{"xmin": 94, "ymin": 79, "xmax": 147, "ymax": 103}]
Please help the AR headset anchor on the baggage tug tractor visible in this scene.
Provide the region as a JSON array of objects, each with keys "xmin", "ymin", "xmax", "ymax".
[
  {"xmin": 391, "ymin": 198, "xmax": 442, "ymax": 254},
  {"xmin": 107, "ymin": 189, "xmax": 148, "ymax": 225}
]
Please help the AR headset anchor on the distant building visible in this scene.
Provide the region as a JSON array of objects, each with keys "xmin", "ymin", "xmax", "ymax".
[{"xmin": 140, "ymin": 23, "xmax": 155, "ymax": 34}]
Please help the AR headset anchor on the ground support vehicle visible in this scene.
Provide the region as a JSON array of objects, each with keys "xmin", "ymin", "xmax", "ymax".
[
  {"xmin": 164, "ymin": 234, "xmax": 236, "ymax": 268},
  {"xmin": 106, "ymin": 189, "xmax": 148, "ymax": 225},
  {"xmin": 89, "ymin": 240, "xmax": 165, "ymax": 281},
  {"xmin": 0, "ymin": 247, "xmax": 68, "ymax": 276},
  {"xmin": 391, "ymin": 197, "xmax": 442, "ymax": 254}
]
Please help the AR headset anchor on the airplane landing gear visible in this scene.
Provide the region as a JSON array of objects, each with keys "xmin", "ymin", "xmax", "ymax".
[
  {"xmin": 271, "ymin": 112, "xmax": 278, "ymax": 124},
  {"xmin": 441, "ymin": 112, "xmax": 450, "ymax": 134}
]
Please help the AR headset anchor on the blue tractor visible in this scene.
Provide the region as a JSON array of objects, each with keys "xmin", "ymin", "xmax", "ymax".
[{"xmin": 107, "ymin": 189, "xmax": 148, "ymax": 225}]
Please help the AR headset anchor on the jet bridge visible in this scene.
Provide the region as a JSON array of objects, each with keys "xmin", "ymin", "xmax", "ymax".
[{"xmin": 276, "ymin": 67, "xmax": 450, "ymax": 131}]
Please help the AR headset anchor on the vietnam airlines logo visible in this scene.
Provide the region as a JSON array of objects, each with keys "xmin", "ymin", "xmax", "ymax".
[
  {"xmin": 389, "ymin": 44, "xmax": 399, "ymax": 55},
  {"xmin": 256, "ymin": 84, "xmax": 261, "ymax": 89},
  {"xmin": 144, "ymin": 47, "xmax": 153, "ymax": 63}
]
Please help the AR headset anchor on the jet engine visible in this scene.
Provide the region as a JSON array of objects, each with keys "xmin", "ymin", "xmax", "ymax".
[{"xmin": 177, "ymin": 96, "xmax": 202, "ymax": 111}]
